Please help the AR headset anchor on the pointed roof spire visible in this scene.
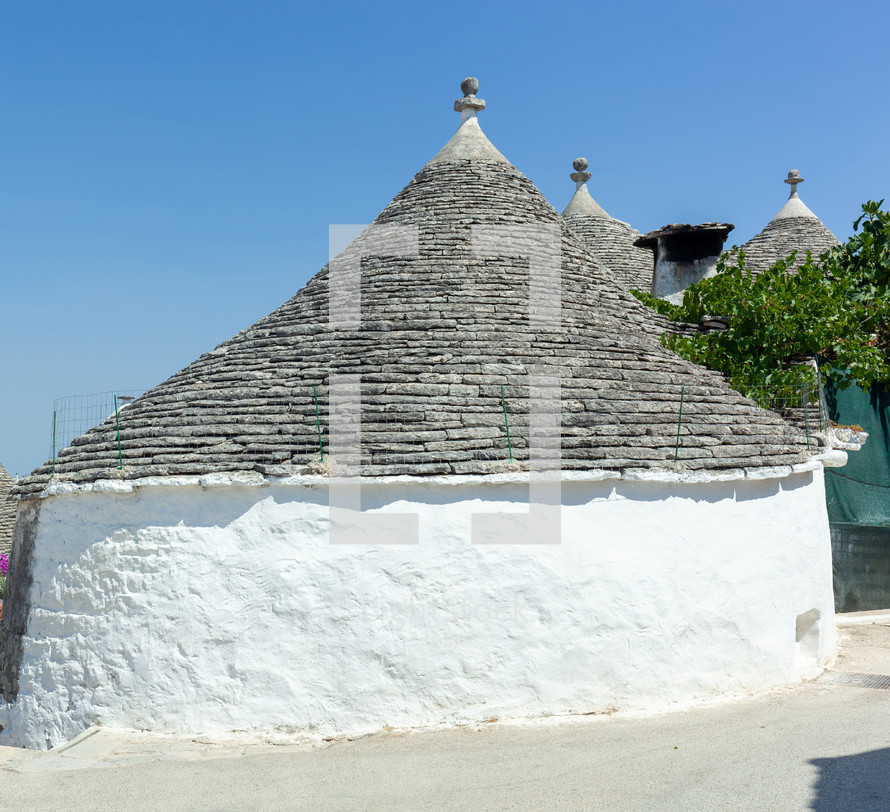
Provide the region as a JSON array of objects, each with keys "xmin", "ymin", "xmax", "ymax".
[
  {"xmin": 427, "ymin": 77, "xmax": 508, "ymax": 165},
  {"xmin": 770, "ymin": 168, "xmax": 818, "ymax": 222},
  {"xmin": 561, "ymin": 157, "xmax": 610, "ymax": 219}
]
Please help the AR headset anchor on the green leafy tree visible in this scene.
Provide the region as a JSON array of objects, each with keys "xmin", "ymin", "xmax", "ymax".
[{"xmin": 632, "ymin": 201, "xmax": 890, "ymax": 398}]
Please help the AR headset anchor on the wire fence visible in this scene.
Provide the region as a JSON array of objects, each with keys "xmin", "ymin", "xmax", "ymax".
[
  {"xmin": 746, "ymin": 374, "xmax": 832, "ymax": 451},
  {"xmin": 50, "ymin": 390, "xmax": 144, "ymax": 473}
]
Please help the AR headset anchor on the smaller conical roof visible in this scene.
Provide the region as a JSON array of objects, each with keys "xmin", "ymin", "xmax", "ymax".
[
  {"xmin": 561, "ymin": 158, "xmax": 654, "ymax": 292},
  {"xmin": 729, "ymin": 170, "xmax": 840, "ymax": 273}
]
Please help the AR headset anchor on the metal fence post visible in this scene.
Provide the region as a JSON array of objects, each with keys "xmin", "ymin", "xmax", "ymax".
[
  {"xmin": 113, "ymin": 395, "xmax": 124, "ymax": 469},
  {"xmin": 51, "ymin": 410, "xmax": 57, "ymax": 477},
  {"xmin": 674, "ymin": 385, "xmax": 685, "ymax": 463},
  {"xmin": 500, "ymin": 385, "xmax": 514, "ymax": 462},
  {"xmin": 313, "ymin": 386, "xmax": 325, "ymax": 462}
]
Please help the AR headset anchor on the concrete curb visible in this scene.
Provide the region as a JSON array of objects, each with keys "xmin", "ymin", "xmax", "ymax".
[{"xmin": 836, "ymin": 610, "xmax": 890, "ymax": 626}]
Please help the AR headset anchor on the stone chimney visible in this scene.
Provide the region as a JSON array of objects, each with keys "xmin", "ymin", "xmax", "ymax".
[{"xmin": 634, "ymin": 222, "xmax": 734, "ymax": 303}]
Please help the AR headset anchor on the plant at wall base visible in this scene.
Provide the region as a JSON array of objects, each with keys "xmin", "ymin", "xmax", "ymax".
[
  {"xmin": 0, "ymin": 553, "xmax": 7, "ymax": 599},
  {"xmin": 631, "ymin": 201, "xmax": 890, "ymax": 399}
]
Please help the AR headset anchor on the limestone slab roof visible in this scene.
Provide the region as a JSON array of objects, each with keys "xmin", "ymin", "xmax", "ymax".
[
  {"xmin": 15, "ymin": 81, "xmax": 811, "ymax": 497},
  {"xmin": 0, "ymin": 465, "xmax": 15, "ymax": 555},
  {"xmin": 726, "ymin": 171, "xmax": 840, "ymax": 274},
  {"xmin": 561, "ymin": 158, "xmax": 654, "ymax": 293}
]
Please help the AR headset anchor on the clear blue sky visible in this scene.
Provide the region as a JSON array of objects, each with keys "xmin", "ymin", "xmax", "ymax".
[{"xmin": 2, "ymin": 0, "xmax": 888, "ymax": 478}]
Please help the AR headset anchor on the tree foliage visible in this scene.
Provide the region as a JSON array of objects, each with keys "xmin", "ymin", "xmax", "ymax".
[{"xmin": 632, "ymin": 201, "xmax": 890, "ymax": 397}]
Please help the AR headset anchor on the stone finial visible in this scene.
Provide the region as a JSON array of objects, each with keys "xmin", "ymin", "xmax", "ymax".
[
  {"xmin": 454, "ymin": 77, "xmax": 486, "ymax": 113},
  {"xmin": 571, "ymin": 157, "xmax": 591, "ymax": 184},
  {"xmin": 785, "ymin": 169, "xmax": 804, "ymax": 195}
]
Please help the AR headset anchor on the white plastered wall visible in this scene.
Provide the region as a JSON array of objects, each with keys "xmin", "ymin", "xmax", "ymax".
[{"xmin": 0, "ymin": 466, "xmax": 836, "ymax": 749}]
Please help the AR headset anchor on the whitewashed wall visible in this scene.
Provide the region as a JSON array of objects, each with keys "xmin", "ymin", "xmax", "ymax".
[{"xmin": 0, "ymin": 466, "xmax": 836, "ymax": 749}]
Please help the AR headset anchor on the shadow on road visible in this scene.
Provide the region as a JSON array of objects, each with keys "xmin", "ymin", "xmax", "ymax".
[{"xmin": 810, "ymin": 747, "xmax": 890, "ymax": 811}]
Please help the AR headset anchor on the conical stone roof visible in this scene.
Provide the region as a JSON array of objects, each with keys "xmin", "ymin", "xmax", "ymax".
[
  {"xmin": 561, "ymin": 158, "xmax": 654, "ymax": 292},
  {"xmin": 16, "ymin": 80, "xmax": 811, "ymax": 497},
  {"xmin": 0, "ymin": 464, "xmax": 16, "ymax": 556},
  {"xmin": 727, "ymin": 170, "xmax": 840, "ymax": 274}
]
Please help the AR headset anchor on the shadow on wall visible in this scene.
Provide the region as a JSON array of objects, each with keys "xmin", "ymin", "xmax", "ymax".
[{"xmin": 809, "ymin": 747, "xmax": 890, "ymax": 811}]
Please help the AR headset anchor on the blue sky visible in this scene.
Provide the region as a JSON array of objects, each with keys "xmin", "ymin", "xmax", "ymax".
[{"xmin": 1, "ymin": 0, "xmax": 888, "ymax": 477}]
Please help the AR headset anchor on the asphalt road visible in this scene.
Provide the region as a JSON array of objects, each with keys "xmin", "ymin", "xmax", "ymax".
[{"xmin": 3, "ymin": 618, "xmax": 889, "ymax": 811}]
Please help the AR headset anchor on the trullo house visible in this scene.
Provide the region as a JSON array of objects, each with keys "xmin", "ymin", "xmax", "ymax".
[
  {"xmin": 724, "ymin": 170, "xmax": 840, "ymax": 273},
  {"xmin": 0, "ymin": 79, "xmax": 838, "ymax": 749}
]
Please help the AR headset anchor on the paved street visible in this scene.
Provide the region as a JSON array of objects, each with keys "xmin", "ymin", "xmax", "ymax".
[{"xmin": 2, "ymin": 613, "xmax": 889, "ymax": 811}]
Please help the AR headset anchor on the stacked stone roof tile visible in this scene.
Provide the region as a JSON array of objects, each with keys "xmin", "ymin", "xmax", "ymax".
[{"xmin": 15, "ymin": 82, "xmax": 812, "ymax": 497}]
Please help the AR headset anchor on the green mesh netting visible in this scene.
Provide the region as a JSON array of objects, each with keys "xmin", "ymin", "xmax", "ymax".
[{"xmin": 825, "ymin": 381, "xmax": 890, "ymax": 526}]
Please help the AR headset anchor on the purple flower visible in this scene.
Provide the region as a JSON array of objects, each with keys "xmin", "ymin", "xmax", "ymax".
[{"xmin": 0, "ymin": 554, "xmax": 8, "ymax": 576}]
